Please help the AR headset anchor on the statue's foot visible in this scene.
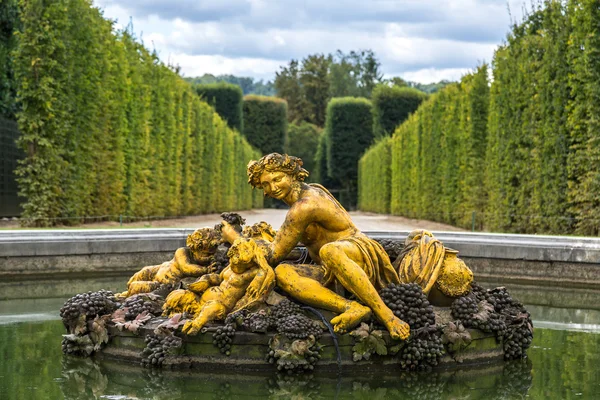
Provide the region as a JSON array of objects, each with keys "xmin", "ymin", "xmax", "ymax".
[
  {"xmin": 385, "ymin": 316, "xmax": 410, "ymax": 340},
  {"xmin": 182, "ymin": 319, "xmax": 204, "ymax": 336},
  {"xmin": 330, "ymin": 302, "xmax": 372, "ymax": 334}
]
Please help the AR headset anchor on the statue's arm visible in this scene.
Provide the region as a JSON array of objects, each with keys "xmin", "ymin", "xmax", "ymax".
[
  {"xmin": 269, "ymin": 202, "xmax": 313, "ymax": 264},
  {"xmin": 187, "ymin": 272, "xmax": 222, "ymax": 294},
  {"xmin": 175, "ymin": 248, "xmax": 213, "ymax": 276}
]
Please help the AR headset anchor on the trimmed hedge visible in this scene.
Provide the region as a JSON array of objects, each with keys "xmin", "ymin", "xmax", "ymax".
[
  {"xmin": 195, "ymin": 82, "xmax": 244, "ymax": 132},
  {"xmin": 358, "ymin": 136, "xmax": 391, "ymax": 213},
  {"xmin": 13, "ymin": 0, "xmax": 260, "ymax": 226},
  {"xmin": 386, "ymin": 66, "xmax": 489, "ymax": 229},
  {"xmin": 286, "ymin": 121, "xmax": 321, "ymax": 179},
  {"xmin": 325, "ymin": 97, "xmax": 374, "ymax": 209},
  {"xmin": 243, "ymin": 95, "xmax": 288, "ymax": 155},
  {"xmin": 372, "ymin": 85, "xmax": 427, "ymax": 138}
]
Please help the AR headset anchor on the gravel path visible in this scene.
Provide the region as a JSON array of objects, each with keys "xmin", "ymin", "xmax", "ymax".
[{"xmin": 26, "ymin": 209, "xmax": 464, "ymax": 232}]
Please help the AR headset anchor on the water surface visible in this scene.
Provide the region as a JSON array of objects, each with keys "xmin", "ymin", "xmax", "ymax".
[{"xmin": 0, "ymin": 279, "xmax": 599, "ymax": 399}]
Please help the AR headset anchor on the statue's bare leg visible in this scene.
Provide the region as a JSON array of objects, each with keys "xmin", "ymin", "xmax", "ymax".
[
  {"xmin": 276, "ymin": 264, "xmax": 372, "ymax": 331},
  {"xmin": 319, "ymin": 242, "xmax": 410, "ymax": 340}
]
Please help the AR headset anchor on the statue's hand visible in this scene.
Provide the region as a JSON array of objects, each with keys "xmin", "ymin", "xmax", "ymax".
[
  {"xmin": 220, "ymin": 221, "xmax": 239, "ymax": 244},
  {"xmin": 246, "ymin": 277, "xmax": 263, "ymax": 299},
  {"xmin": 128, "ymin": 267, "xmax": 152, "ymax": 285},
  {"xmin": 188, "ymin": 280, "xmax": 210, "ymax": 294}
]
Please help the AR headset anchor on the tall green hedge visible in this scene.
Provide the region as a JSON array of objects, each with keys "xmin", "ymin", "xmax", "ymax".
[
  {"xmin": 242, "ymin": 95, "xmax": 288, "ymax": 155},
  {"xmin": 360, "ymin": 0, "xmax": 600, "ymax": 236},
  {"xmin": 0, "ymin": 0, "xmax": 19, "ymax": 119},
  {"xmin": 372, "ymin": 85, "xmax": 427, "ymax": 138},
  {"xmin": 386, "ymin": 66, "xmax": 489, "ymax": 228},
  {"xmin": 325, "ymin": 97, "xmax": 374, "ymax": 209},
  {"xmin": 358, "ymin": 136, "xmax": 391, "ymax": 213},
  {"xmin": 13, "ymin": 0, "xmax": 259, "ymax": 226},
  {"xmin": 195, "ymin": 82, "xmax": 243, "ymax": 132},
  {"xmin": 286, "ymin": 121, "xmax": 321, "ymax": 179}
]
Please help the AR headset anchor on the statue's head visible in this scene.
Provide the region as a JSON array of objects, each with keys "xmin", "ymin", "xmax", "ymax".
[
  {"xmin": 227, "ymin": 237, "xmax": 256, "ymax": 271},
  {"xmin": 243, "ymin": 221, "xmax": 276, "ymax": 242},
  {"xmin": 186, "ymin": 228, "xmax": 220, "ymax": 255},
  {"xmin": 247, "ymin": 153, "xmax": 309, "ymax": 188}
]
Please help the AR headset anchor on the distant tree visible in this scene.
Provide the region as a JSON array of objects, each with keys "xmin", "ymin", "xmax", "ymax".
[
  {"xmin": 300, "ymin": 54, "xmax": 332, "ymax": 127},
  {"xmin": 329, "ymin": 50, "xmax": 383, "ymax": 98},
  {"xmin": 184, "ymin": 74, "xmax": 275, "ymax": 96},
  {"xmin": 275, "ymin": 59, "xmax": 312, "ymax": 123}
]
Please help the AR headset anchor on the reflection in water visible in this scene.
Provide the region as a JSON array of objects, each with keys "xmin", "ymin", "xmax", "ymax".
[
  {"xmin": 1, "ymin": 280, "xmax": 600, "ymax": 399},
  {"xmin": 57, "ymin": 352, "xmax": 533, "ymax": 400}
]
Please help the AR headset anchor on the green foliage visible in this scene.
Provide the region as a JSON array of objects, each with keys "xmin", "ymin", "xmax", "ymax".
[
  {"xmin": 372, "ymin": 85, "xmax": 427, "ymax": 138},
  {"xmin": 285, "ymin": 121, "xmax": 321, "ymax": 179},
  {"xmin": 328, "ymin": 50, "xmax": 383, "ymax": 99},
  {"xmin": 185, "ymin": 74, "xmax": 275, "ymax": 96},
  {"xmin": 387, "ymin": 66, "xmax": 489, "ymax": 228},
  {"xmin": 13, "ymin": 0, "xmax": 257, "ymax": 226},
  {"xmin": 242, "ymin": 95, "xmax": 288, "ymax": 155},
  {"xmin": 0, "ymin": 0, "xmax": 19, "ymax": 119},
  {"xmin": 325, "ymin": 97, "xmax": 374, "ymax": 209},
  {"xmin": 358, "ymin": 136, "xmax": 392, "ymax": 213},
  {"xmin": 195, "ymin": 82, "xmax": 243, "ymax": 132}
]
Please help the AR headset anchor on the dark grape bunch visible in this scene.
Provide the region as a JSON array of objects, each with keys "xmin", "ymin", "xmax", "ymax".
[
  {"xmin": 398, "ymin": 332, "xmax": 444, "ymax": 371},
  {"xmin": 242, "ymin": 310, "xmax": 274, "ymax": 333},
  {"xmin": 486, "ymin": 287, "xmax": 517, "ymax": 313},
  {"xmin": 61, "ymin": 336, "xmax": 91, "ymax": 356},
  {"xmin": 375, "ymin": 238, "xmax": 404, "ymax": 261},
  {"xmin": 60, "ymin": 290, "xmax": 118, "ymax": 328},
  {"xmin": 121, "ymin": 295, "xmax": 162, "ymax": 320},
  {"xmin": 213, "ymin": 243, "xmax": 231, "ymax": 273},
  {"xmin": 271, "ymin": 298, "xmax": 303, "ymax": 319},
  {"xmin": 503, "ymin": 317, "xmax": 533, "ymax": 360},
  {"xmin": 212, "ymin": 324, "xmax": 236, "ymax": 355},
  {"xmin": 379, "ymin": 283, "xmax": 436, "ymax": 330},
  {"xmin": 469, "ymin": 281, "xmax": 488, "ymax": 302},
  {"xmin": 266, "ymin": 344, "xmax": 322, "ymax": 374},
  {"xmin": 275, "ymin": 314, "xmax": 323, "ymax": 340},
  {"xmin": 141, "ymin": 334, "xmax": 182, "ymax": 367},
  {"xmin": 450, "ymin": 295, "xmax": 507, "ymax": 337},
  {"xmin": 450, "ymin": 295, "xmax": 478, "ymax": 321}
]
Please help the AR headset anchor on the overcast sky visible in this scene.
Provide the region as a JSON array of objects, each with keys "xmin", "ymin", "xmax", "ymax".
[{"xmin": 93, "ymin": 0, "xmax": 527, "ymax": 84}]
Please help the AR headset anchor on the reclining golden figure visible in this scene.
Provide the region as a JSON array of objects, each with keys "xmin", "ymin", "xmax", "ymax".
[
  {"xmin": 164, "ymin": 237, "xmax": 275, "ymax": 335},
  {"xmin": 220, "ymin": 153, "xmax": 411, "ymax": 340},
  {"xmin": 120, "ymin": 228, "xmax": 220, "ymax": 298}
]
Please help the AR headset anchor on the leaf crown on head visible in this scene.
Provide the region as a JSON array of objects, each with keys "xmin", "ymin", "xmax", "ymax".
[{"xmin": 247, "ymin": 153, "xmax": 309, "ymax": 188}]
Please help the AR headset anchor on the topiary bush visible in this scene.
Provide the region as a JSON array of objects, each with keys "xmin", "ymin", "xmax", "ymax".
[
  {"xmin": 195, "ymin": 82, "xmax": 243, "ymax": 132},
  {"xmin": 242, "ymin": 95, "xmax": 288, "ymax": 155},
  {"xmin": 372, "ymin": 85, "xmax": 427, "ymax": 138}
]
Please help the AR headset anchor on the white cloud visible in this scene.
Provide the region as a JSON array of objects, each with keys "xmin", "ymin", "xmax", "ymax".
[{"xmin": 93, "ymin": 0, "xmax": 530, "ymax": 83}]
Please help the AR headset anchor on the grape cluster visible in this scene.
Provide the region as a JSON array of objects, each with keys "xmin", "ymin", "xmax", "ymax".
[
  {"xmin": 272, "ymin": 299, "xmax": 303, "ymax": 319},
  {"xmin": 212, "ymin": 324, "xmax": 236, "ymax": 355},
  {"xmin": 450, "ymin": 295, "xmax": 479, "ymax": 321},
  {"xmin": 213, "ymin": 244, "xmax": 231, "ymax": 273},
  {"xmin": 266, "ymin": 344, "xmax": 322, "ymax": 374},
  {"xmin": 487, "ymin": 287, "xmax": 523, "ymax": 313},
  {"xmin": 61, "ymin": 336, "xmax": 90, "ymax": 356},
  {"xmin": 398, "ymin": 332, "xmax": 444, "ymax": 371},
  {"xmin": 60, "ymin": 290, "xmax": 118, "ymax": 328},
  {"xmin": 379, "ymin": 283, "xmax": 436, "ymax": 329},
  {"xmin": 469, "ymin": 281, "xmax": 488, "ymax": 302},
  {"xmin": 141, "ymin": 334, "xmax": 182, "ymax": 367},
  {"xmin": 275, "ymin": 314, "xmax": 323, "ymax": 340},
  {"xmin": 242, "ymin": 310, "xmax": 274, "ymax": 333},
  {"xmin": 375, "ymin": 238, "xmax": 403, "ymax": 261},
  {"xmin": 503, "ymin": 318, "xmax": 533, "ymax": 360},
  {"xmin": 121, "ymin": 295, "xmax": 162, "ymax": 320}
]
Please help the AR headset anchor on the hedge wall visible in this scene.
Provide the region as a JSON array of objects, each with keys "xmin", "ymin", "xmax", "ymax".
[
  {"xmin": 286, "ymin": 121, "xmax": 321, "ymax": 179},
  {"xmin": 325, "ymin": 97, "xmax": 374, "ymax": 209},
  {"xmin": 358, "ymin": 136, "xmax": 391, "ymax": 213},
  {"xmin": 0, "ymin": 0, "xmax": 19, "ymax": 119},
  {"xmin": 242, "ymin": 95, "xmax": 288, "ymax": 155},
  {"xmin": 13, "ymin": 0, "xmax": 260, "ymax": 226},
  {"xmin": 372, "ymin": 85, "xmax": 427, "ymax": 138},
  {"xmin": 195, "ymin": 82, "xmax": 243, "ymax": 132},
  {"xmin": 387, "ymin": 66, "xmax": 489, "ymax": 229}
]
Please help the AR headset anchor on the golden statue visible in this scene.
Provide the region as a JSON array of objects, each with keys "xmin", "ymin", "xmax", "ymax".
[
  {"xmin": 220, "ymin": 153, "xmax": 410, "ymax": 340},
  {"xmin": 394, "ymin": 230, "xmax": 473, "ymax": 304},
  {"xmin": 164, "ymin": 237, "xmax": 276, "ymax": 335},
  {"xmin": 119, "ymin": 228, "xmax": 220, "ymax": 298}
]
